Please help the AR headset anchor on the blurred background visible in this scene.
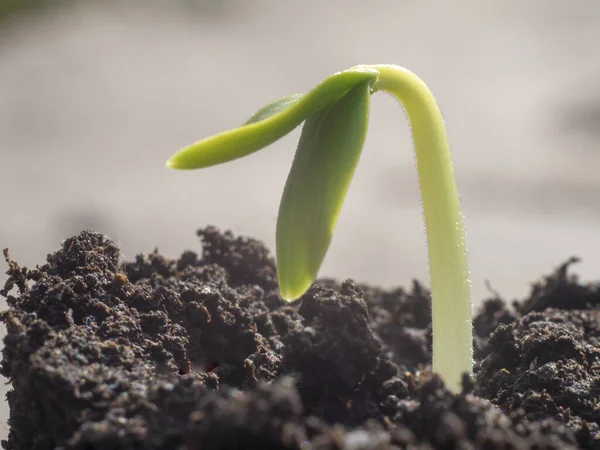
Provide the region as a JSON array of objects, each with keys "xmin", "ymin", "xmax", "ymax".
[{"xmin": 1, "ymin": 0, "xmax": 600, "ymax": 438}]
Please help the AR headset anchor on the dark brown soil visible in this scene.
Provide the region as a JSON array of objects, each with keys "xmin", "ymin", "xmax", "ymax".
[{"xmin": 1, "ymin": 227, "xmax": 599, "ymax": 449}]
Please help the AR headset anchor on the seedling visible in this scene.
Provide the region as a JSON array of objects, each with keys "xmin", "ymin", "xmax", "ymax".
[{"xmin": 167, "ymin": 64, "xmax": 472, "ymax": 393}]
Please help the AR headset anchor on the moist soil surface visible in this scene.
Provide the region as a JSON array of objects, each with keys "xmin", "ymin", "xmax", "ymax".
[{"xmin": 1, "ymin": 227, "xmax": 599, "ymax": 449}]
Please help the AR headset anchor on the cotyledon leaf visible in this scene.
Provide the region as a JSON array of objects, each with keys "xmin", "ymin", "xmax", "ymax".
[
  {"xmin": 243, "ymin": 94, "xmax": 303, "ymax": 125},
  {"xmin": 166, "ymin": 67, "xmax": 378, "ymax": 170},
  {"xmin": 276, "ymin": 80, "xmax": 371, "ymax": 301}
]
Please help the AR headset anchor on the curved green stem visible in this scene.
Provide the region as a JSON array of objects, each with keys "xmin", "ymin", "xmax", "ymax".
[{"xmin": 369, "ymin": 64, "xmax": 472, "ymax": 392}]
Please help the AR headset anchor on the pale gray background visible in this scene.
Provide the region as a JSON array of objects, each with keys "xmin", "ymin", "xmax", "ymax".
[{"xmin": 1, "ymin": 0, "xmax": 600, "ymax": 439}]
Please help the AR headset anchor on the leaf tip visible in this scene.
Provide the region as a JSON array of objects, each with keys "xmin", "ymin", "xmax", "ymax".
[
  {"xmin": 278, "ymin": 268, "xmax": 314, "ymax": 303},
  {"xmin": 166, "ymin": 151, "xmax": 189, "ymax": 170},
  {"xmin": 279, "ymin": 284, "xmax": 305, "ymax": 303}
]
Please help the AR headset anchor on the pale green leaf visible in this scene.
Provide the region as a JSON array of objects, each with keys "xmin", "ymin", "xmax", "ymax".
[
  {"xmin": 166, "ymin": 67, "xmax": 378, "ymax": 170},
  {"xmin": 276, "ymin": 80, "xmax": 371, "ymax": 300}
]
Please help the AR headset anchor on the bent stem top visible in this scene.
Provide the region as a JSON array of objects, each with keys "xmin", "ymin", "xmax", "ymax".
[{"xmin": 166, "ymin": 64, "xmax": 472, "ymax": 393}]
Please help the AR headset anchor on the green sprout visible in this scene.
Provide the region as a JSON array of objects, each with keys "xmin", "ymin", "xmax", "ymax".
[{"xmin": 167, "ymin": 64, "xmax": 472, "ymax": 393}]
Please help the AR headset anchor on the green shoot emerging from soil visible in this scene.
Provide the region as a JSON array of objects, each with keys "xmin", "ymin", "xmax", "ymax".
[{"xmin": 167, "ymin": 64, "xmax": 472, "ymax": 393}]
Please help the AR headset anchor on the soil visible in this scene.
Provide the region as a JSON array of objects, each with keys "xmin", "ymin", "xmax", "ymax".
[{"xmin": 1, "ymin": 227, "xmax": 599, "ymax": 449}]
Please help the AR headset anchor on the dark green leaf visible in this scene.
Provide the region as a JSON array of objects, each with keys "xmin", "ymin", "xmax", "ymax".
[
  {"xmin": 244, "ymin": 95, "xmax": 303, "ymax": 125},
  {"xmin": 276, "ymin": 80, "xmax": 371, "ymax": 300}
]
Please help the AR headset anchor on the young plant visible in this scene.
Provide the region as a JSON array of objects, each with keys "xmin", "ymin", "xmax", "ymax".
[{"xmin": 166, "ymin": 64, "xmax": 472, "ymax": 393}]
